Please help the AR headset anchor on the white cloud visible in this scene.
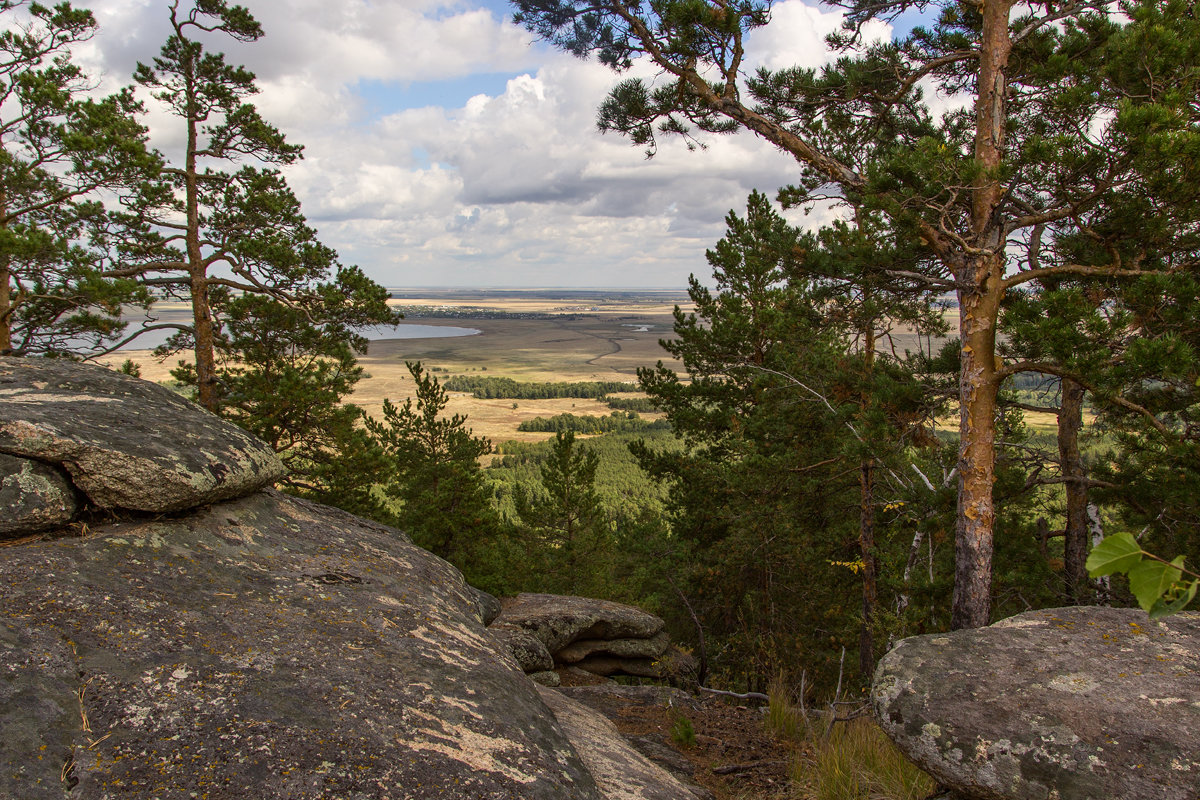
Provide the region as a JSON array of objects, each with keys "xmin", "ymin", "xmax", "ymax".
[{"xmin": 53, "ymin": 0, "xmax": 882, "ymax": 287}]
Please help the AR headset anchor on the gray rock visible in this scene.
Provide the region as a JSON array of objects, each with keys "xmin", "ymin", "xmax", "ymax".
[
  {"xmin": 529, "ymin": 670, "xmax": 562, "ymax": 687},
  {"xmin": 537, "ymin": 686, "xmax": 705, "ymax": 800},
  {"xmin": 0, "ymin": 357, "xmax": 284, "ymax": 513},
  {"xmin": 496, "ymin": 593, "xmax": 665, "ymax": 654},
  {"xmin": 472, "ymin": 586, "xmax": 503, "ymax": 626},
  {"xmin": 873, "ymin": 606, "xmax": 1200, "ymax": 800},
  {"xmin": 0, "ymin": 453, "xmax": 77, "ymax": 536},
  {"xmin": 1, "ymin": 489, "xmax": 606, "ymax": 800},
  {"xmin": 491, "ymin": 623, "xmax": 555, "ymax": 673},
  {"xmin": 557, "ymin": 631, "xmax": 670, "ymax": 663},
  {"xmin": 574, "ymin": 655, "xmax": 663, "ymax": 679}
]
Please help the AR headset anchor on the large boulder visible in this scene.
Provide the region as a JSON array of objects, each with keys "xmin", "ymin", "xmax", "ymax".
[
  {"xmin": 2, "ymin": 489, "xmax": 606, "ymax": 800},
  {"xmin": 493, "ymin": 593, "xmax": 673, "ymax": 681},
  {"xmin": 872, "ymin": 606, "xmax": 1200, "ymax": 800},
  {"xmin": 0, "ymin": 356, "xmax": 284, "ymax": 513},
  {"xmin": 496, "ymin": 593, "xmax": 665, "ymax": 654}
]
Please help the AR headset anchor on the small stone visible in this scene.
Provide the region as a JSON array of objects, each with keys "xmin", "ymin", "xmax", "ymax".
[{"xmin": 0, "ymin": 453, "xmax": 77, "ymax": 537}]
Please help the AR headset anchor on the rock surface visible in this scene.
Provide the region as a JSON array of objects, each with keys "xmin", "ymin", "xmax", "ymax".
[
  {"xmin": 537, "ymin": 686, "xmax": 704, "ymax": 800},
  {"xmin": 873, "ymin": 606, "xmax": 1200, "ymax": 800},
  {"xmin": 0, "ymin": 358, "xmax": 699, "ymax": 800},
  {"xmin": 0, "ymin": 356, "xmax": 284, "ymax": 512},
  {"xmin": 494, "ymin": 593, "xmax": 672, "ymax": 681},
  {"xmin": 0, "ymin": 452, "xmax": 77, "ymax": 536}
]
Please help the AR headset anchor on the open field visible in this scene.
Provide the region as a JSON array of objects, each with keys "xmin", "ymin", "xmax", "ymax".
[{"xmin": 103, "ymin": 290, "xmax": 687, "ymax": 445}]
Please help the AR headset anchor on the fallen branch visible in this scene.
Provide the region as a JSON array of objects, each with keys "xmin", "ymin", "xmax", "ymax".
[{"xmin": 697, "ymin": 686, "xmax": 769, "ymax": 702}]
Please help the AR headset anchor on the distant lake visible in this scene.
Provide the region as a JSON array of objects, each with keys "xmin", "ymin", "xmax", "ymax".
[{"xmin": 116, "ymin": 323, "xmax": 480, "ymax": 351}]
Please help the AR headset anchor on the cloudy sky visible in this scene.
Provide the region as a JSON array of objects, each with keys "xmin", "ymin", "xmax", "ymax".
[{"xmin": 72, "ymin": 0, "xmax": 901, "ymax": 289}]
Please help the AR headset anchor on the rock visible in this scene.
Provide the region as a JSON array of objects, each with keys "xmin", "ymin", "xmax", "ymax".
[
  {"xmin": 537, "ymin": 686, "xmax": 705, "ymax": 800},
  {"xmin": 472, "ymin": 586, "xmax": 503, "ymax": 625},
  {"xmin": 558, "ymin": 665, "xmax": 615, "ymax": 686},
  {"xmin": 2, "ymin": 489, "xmax": 607, "ymax": 800},
  {"xmin": 0, "ymin": 453, "xmax": 77, "ymax": 537},
  {"xmin": 491, "ymin": 623, "xmax": 555, "ymax": 673},
  {"xmin": 558, "ymin": 684, "xmax": 702, "ymax": 718},
  {"xmin": 873, "ymin": 606, "xmax": 1200, "ymax": 800},
  {"xmin": 574, "ymin": 655, "xmax": 663, "ymax": 679},
  {"xmin": 529, "ymin": 670, "xmax": 562, "ymax": 687},
  {"xmin": 496, "ymin": 593, "xmax": 665, "ymax": 655},
  {"xmin": 557, "ymin": 630, "xmax": 671, "ymax": 663},
  {"xmin": 0, "ymin": 356, "xmax": 284, "ymax": 513}
]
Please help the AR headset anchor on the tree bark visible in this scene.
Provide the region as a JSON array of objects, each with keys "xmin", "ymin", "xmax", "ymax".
[
  {"xmin": 1058, "ymin": 378, "xmax": 1089, "ymax": 603},
  {"xmin": 183, "ymin": 63, "xmax": 218, "ymax": 413},
  {"xmin": 0, "ymin": 192, "xmax": 11, "ymax": 354},
  {"xmin": 951, "ymin": 0, "xmax": 1013, "ymax": 630}
]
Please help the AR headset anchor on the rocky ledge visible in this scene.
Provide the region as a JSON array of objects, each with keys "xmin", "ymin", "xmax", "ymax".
[{"xmin": 0, "ymin": 358, "xmax": 702, "ymax": 800}]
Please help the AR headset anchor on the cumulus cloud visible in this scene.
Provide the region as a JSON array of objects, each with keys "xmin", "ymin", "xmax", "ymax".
[{"xmin": 62, "ymin": 0, "xmax": 885, "ymax": 287}]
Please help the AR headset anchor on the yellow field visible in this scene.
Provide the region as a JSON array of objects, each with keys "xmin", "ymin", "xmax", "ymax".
[{"xmin": 103, "ymin": 293, "xmax": 687, "ymax": 445}]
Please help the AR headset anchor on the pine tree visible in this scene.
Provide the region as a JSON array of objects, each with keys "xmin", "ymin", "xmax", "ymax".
[
  {"xmin": 365, "ymin": 362, "xmax": 502, "ymax": 565},
  {"xmin": 120, "ymin": 0, "xmax": 397, "ymax": 411},
  {"xmin": 0, "ymin": 1, "xmax": 158, "ymax": 356},
  {"xmin": 513, "ymin": 429, "xmax": 609, "ymax": 594},
  {"xmin": 513, "ymin": 0, "xmax": 1200, "ymax": 627}
]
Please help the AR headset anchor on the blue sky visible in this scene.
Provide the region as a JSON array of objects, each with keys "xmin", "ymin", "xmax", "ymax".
[{"xmin": 74, "ymin": 0, "xmax": 905, "ymax": 289}]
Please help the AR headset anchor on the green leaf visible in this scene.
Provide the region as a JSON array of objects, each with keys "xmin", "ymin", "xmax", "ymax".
[
  {"xmin": 1127, "ymin": 559, "xmax": 1184, "ymax": 613},
  {"xmin": 1085, "ymin": 532, "xmax": 1145, "ymax": 577},
  {"xmin": 1148, "ymin": 579, "xmax": 1199, "ymax": 619}
]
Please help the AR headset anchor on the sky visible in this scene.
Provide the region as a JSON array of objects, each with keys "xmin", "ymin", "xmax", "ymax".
[{"xmin": 70, "ymin": 0, "xmax": 900, "ymax": 289}]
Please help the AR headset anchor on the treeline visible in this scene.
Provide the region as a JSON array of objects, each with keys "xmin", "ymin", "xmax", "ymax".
[
  {"xmin": 443, "ymin": 375, "xmax": 636, "ymax": 399},
  {"xmin": 602, "ymin": 395, "xmax": 660, "ymax": 413},
  {"xmin": 516, "ymin": 411, "xmax": 671, "ymax": 434}
]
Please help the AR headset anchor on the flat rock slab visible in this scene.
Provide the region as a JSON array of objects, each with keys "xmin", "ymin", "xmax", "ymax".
[
  {"xmin": 496, "ymin": 593, "xmax": 665, "ymax": 654},
  {"xmin": 537, "ymin": 686, "xmax": 703, "ymax": 800},
  {"xmin": 557, "ymin": 631, "xmax": 670, "ymax": 664},
  {"xmin": 873, "ymin": 606, "xmax": 1200, "ymax": 800},
  {"xmin": 1, "ymin": 490, "xmax": 604, "ymax": 800},
  {"xmin": 0, "ymin": 453, "xmax": 77, "ymax": 536},
  {"xmin": 0, "ymin": 357, "xmax": 284, "ymax": 513}
]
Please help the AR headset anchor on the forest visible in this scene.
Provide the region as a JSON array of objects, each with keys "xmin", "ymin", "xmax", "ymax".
[{"xmin": 2, "ymin": 0, "xmax": 1199, "ymax": 713}]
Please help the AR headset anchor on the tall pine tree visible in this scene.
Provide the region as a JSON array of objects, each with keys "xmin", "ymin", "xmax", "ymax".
[{"xmin": 513, "ymin": 0, "xmax": 1200, "ymax": 626}]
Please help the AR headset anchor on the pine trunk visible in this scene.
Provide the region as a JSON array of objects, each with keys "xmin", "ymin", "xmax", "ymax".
[
  {"xmin": 0, "ymin": 193, "xmax": 11, "ymax": 353},
  {"xmin": 952, "ymin": 269, "xmax": 1001, "ymax": 629},
  {"xmin": 183, "ymin": 72, "xmax": 218, "ymax": 413},
  {"xmin": 1058, "ymin": 378, "xmax": 1089, "ymax": 603},
  {"xmin": 951, "ymin": 0, "xmax": 1013, "ymax": 629}
]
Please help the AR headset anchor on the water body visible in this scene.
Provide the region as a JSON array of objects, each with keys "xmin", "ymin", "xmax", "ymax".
[{"xmin": 115, "ymin": 323, "xmax": 480, "ymax": 351}]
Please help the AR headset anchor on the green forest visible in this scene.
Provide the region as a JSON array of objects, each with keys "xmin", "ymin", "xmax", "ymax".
[{"xmin": 3, "ymin": 0, "xmax": 1200, "ymax": 711}]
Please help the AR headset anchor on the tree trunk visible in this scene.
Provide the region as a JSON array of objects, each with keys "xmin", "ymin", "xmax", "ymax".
[
  {"xmin": 1058, "ymin": 378, "xmax": 1089, "ymax": 603},
  {"xmin": 183, "ymin": 72, "xmax": 218, "ymax": 412},
  {"xmin": 952, "ymin": 273, "xmax": 1001, "ymax": 629},
  {"xmin": 951, "ymin": 0, "xmax": 1013, "ymax": 630},
  {"xmin": 0, "ymin": 193, "xmax": 11, "ymax": 354},
  {"xmin": 0, "ymin": 261, "xmax": 11, "ymax": 354}
]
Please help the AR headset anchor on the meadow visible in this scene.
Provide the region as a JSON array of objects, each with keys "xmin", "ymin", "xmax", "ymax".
[{"xmin": 106, "ymin": 290, "xmax": 688, "ymax": 445}]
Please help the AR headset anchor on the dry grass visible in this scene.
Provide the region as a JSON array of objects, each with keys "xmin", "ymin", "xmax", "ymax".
[{"xmin": 99, "ymin": 294, "xmax": 685, "ymax": 445}]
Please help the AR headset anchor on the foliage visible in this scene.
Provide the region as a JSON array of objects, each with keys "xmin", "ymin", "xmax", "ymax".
[
  {"xmin": 602, "ymin": 394, "xmax": 660, "ymax": 412},
  {"xmin": 365, "ymin": 362, "xmax": 506, "ymax": 582},
  {"xmin": 124, "ymin": 0, "xmax": 397, "ymax": 410},
  {"xmin": 516, "ymin": 410, "xmax": 670, "ymax": 434},
  {"xmin": 200, "ymin": 289, "xmax": 392, "ymax": 520},
  {"xmin": 443, "ymin": 375, "xmax": 635, "ymax": 399},
  {"xmin": 511, "ymin": 430, "xmax": 611, "ymax": 595},
  {"xmin": 1086, "ymin": 534, "xmax": 1199, "ymax": 618},
  {"xmin": 669, "ymin": 714, "xmax": 696, "ymax": 748},
  {"xmin": 512, "ymin": 0, "xmax": 1200, "ymax": 629},
  {"xmin": 0, "ymin": 0, "xmax": 158, "ymax": 356}
]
